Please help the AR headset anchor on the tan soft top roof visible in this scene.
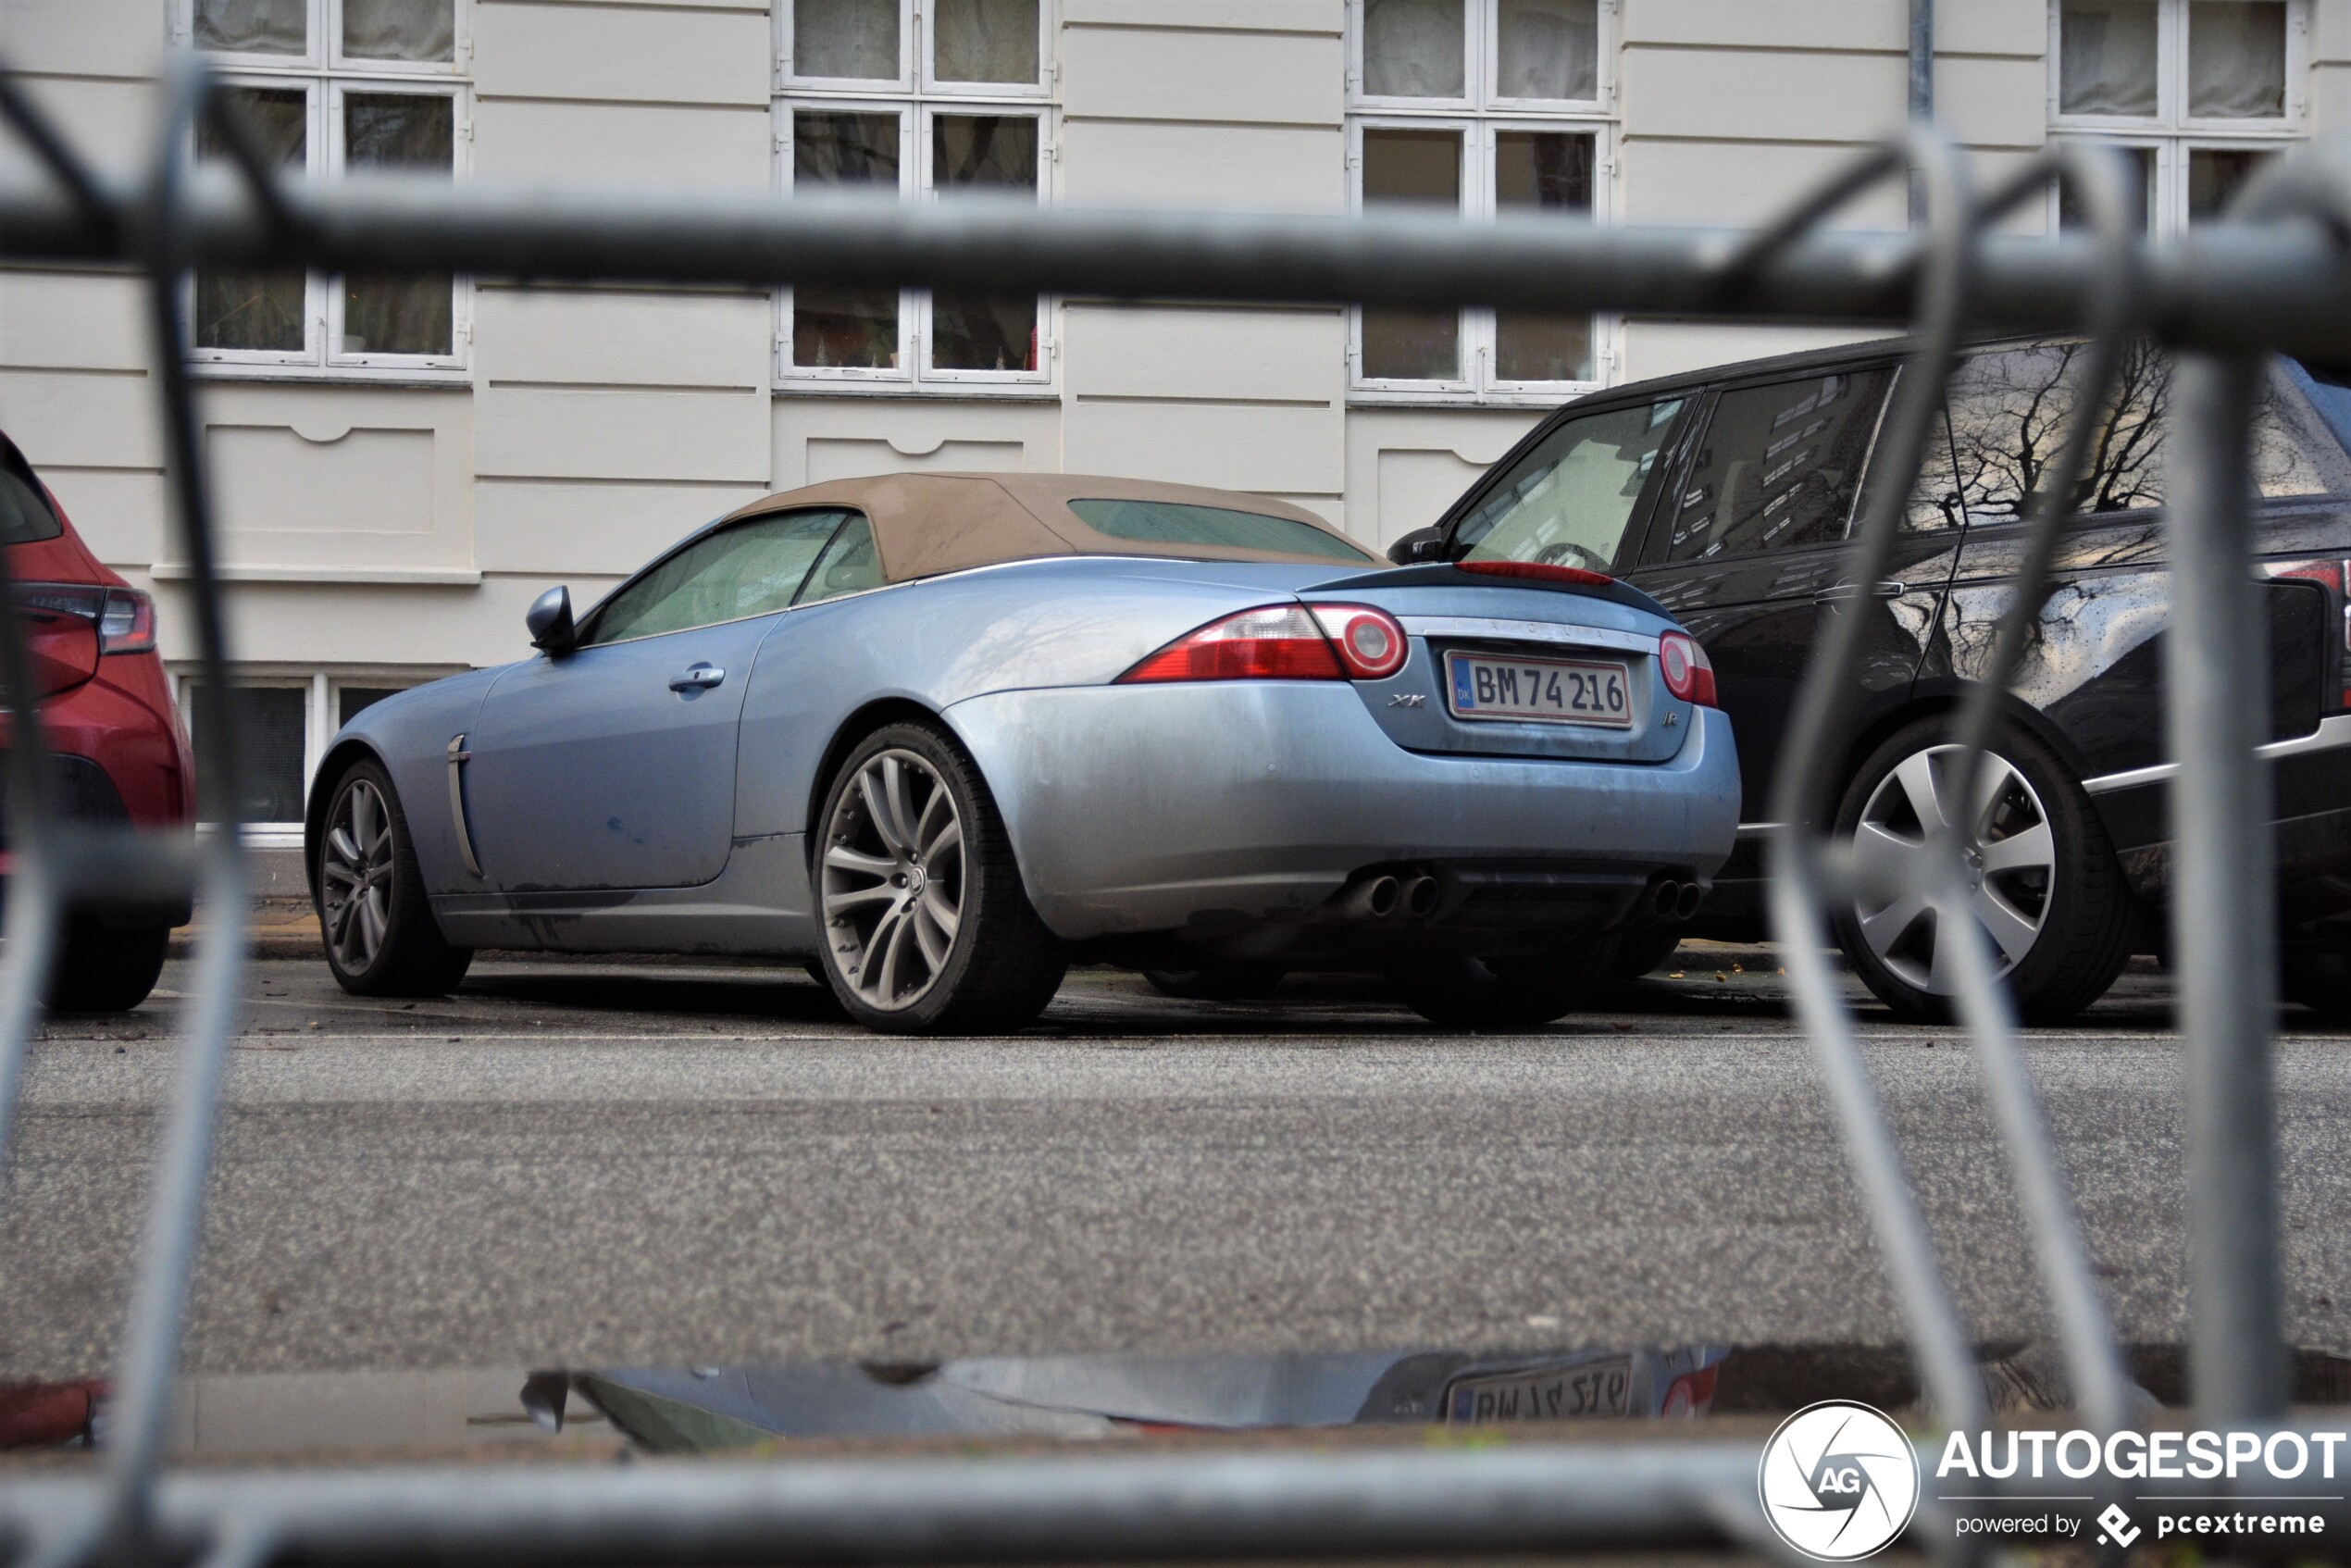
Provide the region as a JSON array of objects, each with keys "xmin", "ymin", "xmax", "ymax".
[{"xmin": 723, "ymin": 472, "xmax": 1379, "ymax": 583}]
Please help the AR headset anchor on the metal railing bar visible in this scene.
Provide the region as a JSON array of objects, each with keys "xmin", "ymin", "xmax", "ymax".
[{"xmin": 0, "ymin": 60, "xmax": 112, "ymax": 236}]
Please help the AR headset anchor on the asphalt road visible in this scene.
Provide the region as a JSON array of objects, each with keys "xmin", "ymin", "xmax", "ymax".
[{"xmin": 3, "ymin": 950, "xmax": 2348, "ymax": 1380}]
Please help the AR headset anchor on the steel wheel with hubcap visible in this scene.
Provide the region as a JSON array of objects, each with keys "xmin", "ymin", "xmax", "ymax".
[
  {"xmin": 813, "ymin": 722, "xmax": 1065, "ymax": 1033},
  {"xmin": 1831, "ymin": 717, "xmax": 2133, "ymax": 1022},
  {"xmin": 315, "ymin": 759, "xmax": 474, "ymax": 998}
]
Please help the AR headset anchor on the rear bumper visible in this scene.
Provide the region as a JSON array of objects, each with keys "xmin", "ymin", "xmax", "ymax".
[{"xmin": 946, "ymin": 682, "xmax": 1740, "ymax": 942}]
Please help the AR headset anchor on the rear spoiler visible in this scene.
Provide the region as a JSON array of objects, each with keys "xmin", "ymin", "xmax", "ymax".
[{"xmin": 1308, "ymin": 561, "xmax": 1674, "ymax": 622}]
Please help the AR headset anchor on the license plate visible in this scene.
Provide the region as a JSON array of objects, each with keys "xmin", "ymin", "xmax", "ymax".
[
  {"xmin": 1445, "ymin": 1358, "xmax": 1633, "ymax": 1424},
  {"xmin": 1444, "ymin": 651, "xmax": 1633, "ymax": 728}
]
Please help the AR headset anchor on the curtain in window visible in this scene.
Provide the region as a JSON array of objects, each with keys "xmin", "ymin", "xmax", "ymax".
[
  {"xmin": 933, "ymin": 115, "xmax": 1038, "ymax": 370},
  {"xmin": 1497, "ymin": 0, "xmax": 1597, "ymax": 100},
  {"xmin": 2189, "ymin": 1, "xmax": 2287, "ymax": 118},
  {"xmin": 2059, "ymin": 0, "xmax": 2159, "ymax": 116},
  {"xmin": 933, "ymin": 0, "xmax": 1039, "ymax": 84},
  {"xmin": 796, "ymin": 0, "xmax": 899, "ymax": 79},
  {"xmin": 1363, "ymin": 0, "xmax": 1464, "ymax": 97},
  {"xmin": 795, "ymin": 112, "xmax": 901, "ymax": 367},
  {"xmin": 193, "ymin": 0, "xmax": 305, "ymax": 55},
  {"xmin": 343, "ymin": 0, "xmax": 455, "ymax": 62}
]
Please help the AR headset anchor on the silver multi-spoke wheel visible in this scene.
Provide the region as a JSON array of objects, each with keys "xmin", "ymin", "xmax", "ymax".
[
  {"xmin": 321, "ymin": 777, "xmax": 393, "ymax": 974},
  {"xmin": 1848, "ymin": 743, "xmax": 2056, "ymax": 995},
  {"xmin": 820, "ymin": 749, "xmax": 965, "ymax": 1012}
]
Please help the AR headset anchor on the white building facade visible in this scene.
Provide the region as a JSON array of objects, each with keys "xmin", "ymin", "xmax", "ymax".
[{"xmin": 0, "ymin": 0, "xmax": 2341, "ymax": 839}]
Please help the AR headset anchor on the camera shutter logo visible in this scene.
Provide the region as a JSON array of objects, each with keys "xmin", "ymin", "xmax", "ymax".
[{"xmin": 1756, "ymin": 1400, "xmax": 1921, "ymax": 1561}]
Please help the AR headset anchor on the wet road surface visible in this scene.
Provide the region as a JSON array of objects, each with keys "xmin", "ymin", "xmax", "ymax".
[{"xmin": 4, "ymin": 950, "xmax": 2348, "ymax": 1377}]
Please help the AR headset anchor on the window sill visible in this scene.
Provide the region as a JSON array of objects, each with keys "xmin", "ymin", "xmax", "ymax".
[
  {"xmin": 147, "ymin": 564, "xmax": 483, "ymax": 585},
  {"xmin": 191, "ymin": 366, "xmax": 473, "ymax": 391},
  {"xmin": 1348, "ymin": 392, "xmax": 1586, "ymax": 412},
  {"xmin": 773, "ymin": 383, "xmax": 1062, "ymax": 404}
]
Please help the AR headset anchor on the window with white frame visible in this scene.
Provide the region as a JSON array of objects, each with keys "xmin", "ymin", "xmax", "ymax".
[
  {"xmin": 777, "ymin": 0, "xmax": 1053, "ymax": 389},
  {"xmin": 183, "ymin": 0, "xmax": 468, "ymax": 373},
  {"xmin": 176, "ymin": 670, "xmax": 438, "ymax": 835},
  {"xmin": 1348, "ymin": 0, "xmax": 1611, "ymax": 404},
  {"xmin": 2051, "ymin": 0, "xmax": 2307, "ymax": 234}
]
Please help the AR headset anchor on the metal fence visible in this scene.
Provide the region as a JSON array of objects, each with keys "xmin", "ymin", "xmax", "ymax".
[{"xmin": 0, "ymin": 49, "xmax": 2346, "ymax": 1567}]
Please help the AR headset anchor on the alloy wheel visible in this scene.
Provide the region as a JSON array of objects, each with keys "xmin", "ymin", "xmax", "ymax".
[
  {"xmin": 820, "ymin": 749, "xmax": 965, "ymax": 1012},
  {"xmin": 322, "ymin": 778, "xmax": 393, "ymax": 974},
  {"xmin": 1848, "ymin": 743, "xmax": 2057, "ymax": 995}
]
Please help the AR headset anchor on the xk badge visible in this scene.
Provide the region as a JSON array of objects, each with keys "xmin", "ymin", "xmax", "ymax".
[{"xmin": 1757, "ymin": 1400, "xmax": 1922, "ymax": 1561}]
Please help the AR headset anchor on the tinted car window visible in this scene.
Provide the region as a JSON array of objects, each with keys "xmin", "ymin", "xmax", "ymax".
[
  {"xmin": 798, "ymin": 514, "xmax": 886, "ymax": 604},
  {"xmin": 0, "ymin": 462, "xmax": 65, "ymax": 546},
  {"xmin": 1454, "ymin": 397, "xmax": 1686, "ymax": 573},
  {"xmin": 1659, "ymin": 369, "xmax": 1891, "ymax": 564},
  {"xmin": 1067, "ymin": 499, "xmax": 1374, "ymax": 562},
  {"xmin": 586, "ymin": 508, "xmax": 849, "ymax": 646}
]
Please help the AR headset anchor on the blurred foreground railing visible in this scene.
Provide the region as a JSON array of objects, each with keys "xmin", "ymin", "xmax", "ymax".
[{"xmin": 0, "ymin": 50, "xmax": 2346, "ymax": 1567}]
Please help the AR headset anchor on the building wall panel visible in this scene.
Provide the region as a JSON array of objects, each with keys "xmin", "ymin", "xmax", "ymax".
[
  {"xmin": 1064, "ymin": 24, "xmax": 1342, "ymax": 126},
  {"xmin": 475, "ymin": 0, "xmax": 771, "ymax": 106},
  {"xmin": 1061, "ymin": 119, "xmax": 1343, "ymax": 207},
  {"xmin": 0, "ymin": 274, "xmax": 150, "ymax": 371},
  {"xmin": 0, "ymin": 0, "xmax": 164, "ymax": 79},
  {"xmin": 1065, "ymin": 400, "xmax": 1341, "ymax": 495},
  {"xmin": 772, "ymin": 399, "xmax": 1062, "ymax": 491},
  {"xmin": 477, "ymin": 386, "xmax": 769, "ymax": 482},
  {"xmin": 1623, "ymin": 45, "xmax": 1908, "ymax": 145},
  {"xmin": 473, "ymin": 479, "xmax": 768, "ymax": 576},
  {"xmin": 1064, "ymin": 304, "xmax": 1343, "ymax": 404},
  {"xmin": 472, "ymin": 99, "xmax": 770, "ymax": 188},
  {"xmin": 474, "ymin": 287, "xmax": 771, "ymax": 390}
]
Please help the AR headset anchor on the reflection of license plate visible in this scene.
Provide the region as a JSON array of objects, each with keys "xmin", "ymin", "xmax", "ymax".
[
  {"xmin": 1445, "ymin": 1358, "xmax": 1633, "ymax": 1424},
  {"xmin": 1445, "ymin": 652, "xmax": 1632, "ymax": 728}
]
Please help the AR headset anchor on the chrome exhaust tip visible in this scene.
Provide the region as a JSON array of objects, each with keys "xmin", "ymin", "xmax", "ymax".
[
  {"xmin": 1675, "ymin": 881, "xmax": 1704, "ymax": 921},
  {"xmin": 1401, "ymin": 875, "xmax": 1439, "ymax": 919}
]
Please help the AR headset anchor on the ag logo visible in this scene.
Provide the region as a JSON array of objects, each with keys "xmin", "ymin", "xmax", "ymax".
[{"xmin": 1756, "ymin": 1400, "xmax": 1920, "ymax": 1561}]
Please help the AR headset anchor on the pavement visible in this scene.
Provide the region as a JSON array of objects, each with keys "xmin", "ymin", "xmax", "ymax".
[{"xmin": 3, "ymin": 946, "xmax": 2348, "ymax": 1381}]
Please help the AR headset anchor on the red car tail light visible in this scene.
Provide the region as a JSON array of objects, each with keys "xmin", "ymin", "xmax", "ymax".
[
  {"xmin": 1457, "ymin": 558, "xmax": 1614, "ymax": 587},
  {"xmin": 1118, "ymin": 604, "xmax": 1346, "ymax": 683},
  {"xmin": 1307, "ymin": 604, "xmax": 1409, "ymax": 679},
  {"xmin": 1659, "ymin": 630, "xmax": 1718, "ymax": 707},
  {"xmin": 17, "ymin": 583, "xmax": 155, "ymax": 655}
]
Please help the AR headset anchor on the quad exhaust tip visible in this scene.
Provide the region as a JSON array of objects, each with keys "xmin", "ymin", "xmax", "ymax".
[
  {"xmin": 1336, "ymin": 872, "xmax": 1438, "ymax": 922},
  {"xmin": 1402, "ymin": 875, "xmax": 1439, "ymax": 919},
  {"xmin": 1648, "ymin": 878, "xmax": 1705, "ymax": 922}
]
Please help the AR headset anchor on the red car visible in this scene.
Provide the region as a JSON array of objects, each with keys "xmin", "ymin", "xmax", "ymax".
[{"xmin": 1, "ymin": 429, "xmax": 193, "ymax": 1011}]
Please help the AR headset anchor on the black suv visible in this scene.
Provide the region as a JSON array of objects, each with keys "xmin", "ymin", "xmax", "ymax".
[{"xmin": 1395, "ymin": 336, "xmax": 2351, "ymax": 1021}]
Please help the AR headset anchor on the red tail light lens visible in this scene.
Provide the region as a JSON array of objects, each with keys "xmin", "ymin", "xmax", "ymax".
[
  {"xmin": 1308, "ymin": 604, "xmax": 1408, "ymax": 679},
  {"xmin": 1457, "ymin": 558, "xmax": 1613, "ymax": 587},
  {"xmin": 1659, "ymin": 630, "xmax": 1718, "ymax": 707},
  {"xmin": 16, "ymin": 584, "xmax": 155, "ymax": 654},
  {"xmin": 1118, "ymin": 604, "xmax": 1346, "ymax": 683}
]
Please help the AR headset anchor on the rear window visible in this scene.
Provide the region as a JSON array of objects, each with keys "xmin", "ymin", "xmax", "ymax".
[
  {"xmin": 0, "ymin": 463, "xmax": 65, "ymax": 547},
  {"xmin": 1068, "ymin": 499, "xmax": 1374, "ymax": 563}
]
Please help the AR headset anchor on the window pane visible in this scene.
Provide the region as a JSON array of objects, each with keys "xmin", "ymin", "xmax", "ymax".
[
  {"xmin": 2059, "ymin": 0, "xmax": 2158, "ymax": 117},
  {"xmin": 340, "ymin": 95, "xmax": 454, "ymax": 355},
  {"xmin": 1661, "ymin": 370, "xmax": 1893, "ymax": 563},
  {"xmin": 0, "ymin": 465, "xmax": 64, "ymax": 546},
  {"xmin": 796, "ymin": 0, "xmax": 900, "ymax": 79},
  {"xmin": 1362, "ymin": 128, "xmax": 1461, "ymax": 380},
  {"xmin": 795, "ymin": 112, "xmax": 901, "ymax": 368},
  {"xmin": 2188, "ymin": 144, "xmax": 2283, "ymax": 222},
  {"xmin": 1945, "ymin": 340, "xmax": 2169, "ymax": 521},
  {"xmin": 1364, "ymin": 0, "xmax": 1463, "ymax": 98},
  {"xmin": 799, "ymin": 516, "xmax": 885, "ymax": 604},
  {"xmin": 933, "ymin": 0, "xmax": 1039, "ymax": 84},
  {"xmin": 337, "ymin": 686, "xmax": 405, "ymax": 729},
  {"xmin": 590, "ymin": 510, "xmax": 851, "ymax": 645},
  {"xmin": 1457, "ymin": 399, "xmax": 1686, "ymax": 571},
  {"xmin": 1494, "ymin": 131, "xmax": 1593, "ymax": 380},
  {"xmin": 932, "ymin": 117, "xmax": 1039, "ymax": 372},
  {"xmin": 344, "ymin": 0, "xmax": 455, "ymax": 62},
  {"xmin": 1067, "ymin": 500, "xmax": 1375, "ymax": 561},
  {"xmin": 196, "ymin": 88, "xmax": 306, "ymax": 352},
  {"xmin": 194, "ymin": 0, "xmax": 305, "ymax": 54},
  {"xmin": 2250, "ymin": 372, "xmax": 2351, "ymax": 499},
  {"xmin": 2189, "ymin": 1, "xmax": 2287, "ymax": 118},
  {"xmin": 185, "ymin": 685, "xmax": 306, "ymax": 824},
  {"xmin": 2057, "ymin": 144, "xmax": 2153, "ymax": 230},
  {"xmin": 1498, "ymin": 0, "xmax": 1598, "ymax": 100}
]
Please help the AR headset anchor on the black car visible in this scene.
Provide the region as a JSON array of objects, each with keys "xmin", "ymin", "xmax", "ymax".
[{"xmin": 1392, "ymin": 335, "xmax": 2351, "ymax": 1022}]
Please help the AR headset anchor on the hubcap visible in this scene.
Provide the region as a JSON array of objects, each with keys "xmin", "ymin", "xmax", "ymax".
[
  {"xmin": 1848, "ymin": 744, "xmax": 2057, "ymax": 995},
  {"xmin": 321, "ymin": 778, "xmax": 394, "ymax": 974},
  {"xmin": 820, "ymin": 750, "xmax": 964, "ymax": 1012}
]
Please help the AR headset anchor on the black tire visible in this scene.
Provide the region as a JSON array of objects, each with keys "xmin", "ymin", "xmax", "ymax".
[
  {"xmin": 316, "ymin": 758, "xmax": 474, "ymax": 998},
  {"xmin": 812, "ymin": 721, "xmax": 1066, "ymax": 1035},
  {"xmin": 1388, "ymin": 935, "xmax": 1621, "ymax": 1029},
  {"xmin": 1830, "ymin": 716, "xmax": 2133, "ymax": 1024},
  {"xmin": 1605, "ymin": 928, "xmax": 1683, "ymax": 985},
  {"xmin": 1141, "ymin": 964, "xmax": 1287, "ymax": 1001},
  {"xmin": 47, "ymin": 918, "xmax": 169, "ymax": 1012}
]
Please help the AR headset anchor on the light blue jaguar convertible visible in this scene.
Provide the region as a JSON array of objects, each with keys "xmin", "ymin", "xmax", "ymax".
[{"xmin": 306, "ymin": 472, "xmax": 1737, "ymax": 1032}]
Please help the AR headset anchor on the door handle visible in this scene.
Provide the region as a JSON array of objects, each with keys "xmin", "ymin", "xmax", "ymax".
[
  {"xmin": 669, "ymin": 664, "xmax": 725, "ymax": 691},
  {"xmin": 1812, "ymin": 579, "xmax": 1907, "ymax": 604}
]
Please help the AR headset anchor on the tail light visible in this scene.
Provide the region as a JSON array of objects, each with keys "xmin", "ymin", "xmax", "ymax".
[
  {"xmin": 1457, "ymin": 558, "xmax": 1613, "ymax": 587},
  {"xmin": 1659, "ymin": 630, "xmax": 1718, "ymax": 707},
  {"xmin": 17, "ymin": 584, "xmax": 155, "ymax": 654},
  {"xmin": 1307, "ymin": 604, "xmax": 1408, "ymax": 679},
  {"xmin": 1119, "ymin": 604, "xmax": 1345, "ymax": 683},
  {"xmin": 2268, "ymin": 557, "xmax": 2351, "ymax": 710}
]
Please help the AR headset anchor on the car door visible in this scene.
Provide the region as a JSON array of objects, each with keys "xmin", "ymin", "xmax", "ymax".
[
  {"xmin": 1621, "ymin": 363, "xmax": 1964, "ymax": 817},
  {"xmin": 462, "ymin": 507, "xmax": 851, "ymax": 892}
]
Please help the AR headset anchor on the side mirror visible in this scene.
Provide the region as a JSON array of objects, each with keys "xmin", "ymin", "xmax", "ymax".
[
  {"xmin": 1387, "ymin": 526, "xmax": 1446, "ymax": 566},
  {"xmin": 527, "ymin": 585, "xmax": 576, "ymax": 656}
]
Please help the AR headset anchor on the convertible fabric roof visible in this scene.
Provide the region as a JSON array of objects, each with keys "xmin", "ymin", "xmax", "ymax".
[{"xmin": 721, "ymin": 472, "xmax": 1378, "ymax": 583}]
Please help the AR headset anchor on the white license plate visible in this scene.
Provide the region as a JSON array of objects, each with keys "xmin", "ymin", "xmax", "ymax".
[
  {"xmin": 1445, "ymin": 651, "xmax": 1633, "ymax": 728},
  {"xmin": 1445, "ymin": 1358, "xmax": 1634, "ymax": 1424}
]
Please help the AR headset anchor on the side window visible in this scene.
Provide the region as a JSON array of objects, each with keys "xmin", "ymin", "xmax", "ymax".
[
  {"xmin": 1453, "ymin": 397, "xmax": 1688, "ymax": 574},
  {"xmin": 1944, "ymin": 341, "xmax": 2169, "ymax": 522},
  {"xmin": 1658, "ymin": 369, "xmax": 1893, "ymax": 565},
  {"xmin": 797, "ymin": 515, "xmax": 886, "ymax": 604},
  {"xmin": 584, "ymin": 508, "xmax": 849, "ymax": 646}
]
